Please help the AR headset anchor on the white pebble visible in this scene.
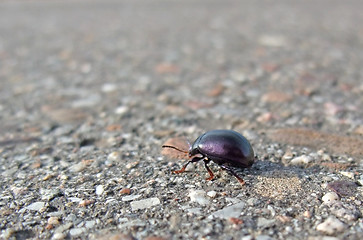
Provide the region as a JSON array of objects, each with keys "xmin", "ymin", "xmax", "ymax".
[
  {"xmin": 321, "ymin": 154, "xmax": 332, "ymax": 161},
  {"xmin": 207, "ymin": 190, "xmax": 217, "ymax": 198},
  {"xmin": 68, "ymin": 197, "xmax": 82, "ymax": 203},
  {"xmin": 316, "ymin": 217, "xmax": 345, "ymax": 235},
  {"xmin": 189, "ymin": 189, "xmax": 209, "ymax": 205},
  {"xmin": 339, "ymin": 171, "xmax": 355, "ymax": 179},
  {"xmin": 115, "ymin": 106, "xmax": 129, "ymax": 115},
  {"xmin": 25, "ymin": 202, "xmax": 45, "ymax": 211},
  {"xmin": 322, "ymin": 192, "xmax": 340, "ymax": 205},
  {"xmin": 208, "ymin": 202, "xmax": 245, "ymax": 219},
  {"xmin": 101, "ymin": 83, "xmax": 117, "ymax": 92},
  {"xmin": 85, "ymin": 220, "xmax": 96, "ymax": 229},
  {"xmin": 69, "ymin": 162, "xmax": 87, "ymax": 172},
  {"xmin": 52, "ymin": 232, "xmax": 66, "ymax": 240},
  {"xmin": 122, "ymin": 194, "xmax": 141, "ymax": 201},
  {"xmin": 69, "ymin": 228, "xmax": 85, "ymax": 236},
  {"xmin": 95, "ymin": 185, "xmax": 104, "ymax": 196},
  {"xmin": 130, "ymin": 197, "xmax": 160, "ymax": 211},
  {"xmin": 107, "ymin": 152, "xmax": 121, "ymax": 162},
  {"xmin": 258, "ymin": 35, "xmax": 287, "ymax": 47},
  {"xmin": 290, "ymin": 155, "xmax": 311, "ymax": 165}
]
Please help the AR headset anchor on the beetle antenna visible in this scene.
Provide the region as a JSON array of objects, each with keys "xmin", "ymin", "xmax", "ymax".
[{"xmin": 162, "ymin": 145, "xmax": 189, "ymax": 153}]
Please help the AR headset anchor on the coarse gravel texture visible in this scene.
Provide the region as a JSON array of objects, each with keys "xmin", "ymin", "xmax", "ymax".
[{"xmin": 0, "ymin": 0, "xmax": 363, "ymax": 239}]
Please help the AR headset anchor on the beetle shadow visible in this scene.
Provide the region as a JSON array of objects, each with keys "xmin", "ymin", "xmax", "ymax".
[
  {"xmin": 225, "ymin": 158, "xmax": 319, "ymax": 201},
  {"xmin": 232, "ymin": 157, "xmax": 315, "ymax": 180}
]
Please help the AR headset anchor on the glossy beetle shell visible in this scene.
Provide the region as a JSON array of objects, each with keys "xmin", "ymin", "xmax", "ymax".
[{"xmin": 190, "ymin": 129, "xmax": 254, "ymax": 168}]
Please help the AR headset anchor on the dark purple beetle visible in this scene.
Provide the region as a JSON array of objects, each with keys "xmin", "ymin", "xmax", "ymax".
[{"xmin": 162, "ymin": 129, "xmax": 255, "ymax": 184}]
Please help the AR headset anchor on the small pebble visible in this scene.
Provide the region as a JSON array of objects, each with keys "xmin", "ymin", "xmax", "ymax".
[
  {"xmin": 119, "ymin": 188, "xmax": 131, "ymax": 195},
  {"xmin": 257, "ymin": 217, "xmax": 276, "ymax": 229},
  {"xmin": 186, "ymin": 207, "xmax": 202, "ymax": 215},
  {"xmin": 52, "ymin": 232, "xmax": 66, "ymax": 240},
  {"xmin": 207, "ymin": 190, "xmax": 217, "ymax": 198},
  {"xmin": 43, "ymin": 174, "xmax": 54, "ymax": 181},
  {"xmin": 189, "ymin": 189, "xmax": 209, "ymax": 205},
  {"xmin": 290, "ymin": 155, "xmax": 311, "ymax": 165},
  {"xmin": 78, "ymin": 199, "xmax": 95, "ymax": 207},
  {"xmin": 85, "ymin": 220, "xmax": 96, "ymax": 229},
  {"xmin": 122, "ymin": 194, "xmax": 141, "ymax": 201},
  {"xmin": 115, "ymin": 106, "xmax": 129, "ymax": 115},
  {"xmin": 267, "ymin": 205, "xmax": 276, "ymax": 217},
  {"xmin": 125, "ymin": 161, "xmax": 139, "ymax": 169},
  {"xmin": 69, "ymin": 162, "xmax": 87, "ymax": 172},
  {"xmin": 208, "ymin": 202, "xmax": 245, "ymax": 219},
  {"xmin": 321, "ymin": 154, "xmax": 332, "ymax": 161},
  {"xmin": 54, "ymin": 223, "xmax": 73, "ymax": 234},
  {"xmin": 339, "ymin": 171, "xmax": 355, "ymax": 179},
  {"xmin": 256, "ymin": 235, "xmax": 274, "ymax": 240},
  {"xmin": 11, "ymin": 187, "xmax": 27, "ymax": 196},
  {"xmin": 303, "ymin": 210, "xmax": 312, "ymax": 218},
  {"xmin": 276, "ymin": 215, "xmax": 292, "ymax": 223},
  {"xmin": 107, "ymin": 151, "xmax": 121, "ymax": 163},
  {"xmin": 258, "ymin": 35, "xmax": 287, "ymax": 47},
  {"xmin": 72, "ymin": 94, "xmax": 100, "ymax": 108},
  {"xmin": 320, "ymin": 237, "xmax": 340, "ymax": 240},
  {"xmin": 69, "ymin": 227, "xmax": 85, "ymax": 236},
  {"xmin": 48, "ymin": 216, "xmax": 60, "ymax": 225},
  {"xmin": 41, "ymin": 188, "xmax": 61, "ymax": 201},
  {"xmin": 228, "ymin": 217, "xmax": 243, "ymax": 225},
  {"xmin": 101, "ymin": 83, "xmax": 117, "ymax": 92},
  {"xmin": 2, "ymin": 228, "xmax": 15, "ymax": 239},
  {"xmin": 316, "ymin": 217, "xmax": 345, "ymax": 235},
  {"xmin": 96, "ymin": 185, "xmax": 104, "ymax": 195},
  {"xmin": 130, "ymin": 197, "xmax": 160, "ymax": 211},
  {"xmin": 25, "ymin": 202, "xmax": 45, "ymax": 211},
  {"xmin": 322, "ymin": 192, "xmax": 340, "ymax": 205},
  {"xmin": 68, "ymin": 197, "xmax": 82, "ymax": 203}
]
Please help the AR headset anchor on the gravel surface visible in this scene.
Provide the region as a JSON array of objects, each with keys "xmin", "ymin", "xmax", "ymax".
[{"xmin": 0, "ymin": 0, "xmax": 363, "ymax": 239}]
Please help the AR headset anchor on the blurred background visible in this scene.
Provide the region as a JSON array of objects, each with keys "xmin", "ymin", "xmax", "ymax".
[{"xmin": 1, "ymin": 0, "xmax": 362, "ymax": 140}]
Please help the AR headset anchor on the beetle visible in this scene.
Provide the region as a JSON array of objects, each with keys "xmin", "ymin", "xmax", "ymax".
[{"xmin": 162, "ymin": 129, "xmax": 255, "ymax": 184}]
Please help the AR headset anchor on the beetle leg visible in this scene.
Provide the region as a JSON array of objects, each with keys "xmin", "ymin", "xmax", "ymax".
[
  {"xmin": 203, "ymin": 159, "xmax": 215, "ymax": 181},
  {"xmin": 219, "ymin": 165, "xmax": 245, "ymax": 185},
  {"xmin": 173, "ymin": 156, "xmax": 203, "ymax": 174}
]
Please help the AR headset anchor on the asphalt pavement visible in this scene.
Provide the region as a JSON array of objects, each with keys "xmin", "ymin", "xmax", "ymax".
[{"xmin": 0, "ymin": 0, "xmax": 362, "ymax": 239}]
